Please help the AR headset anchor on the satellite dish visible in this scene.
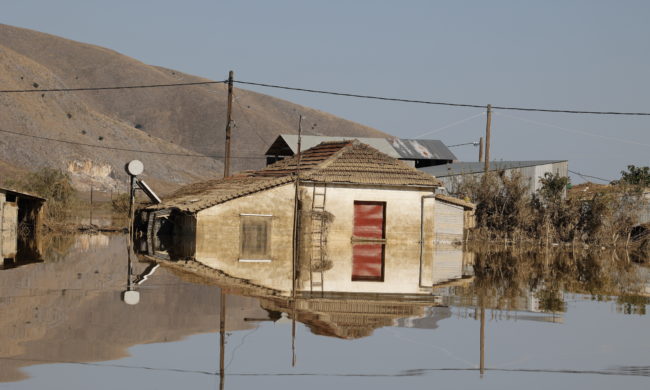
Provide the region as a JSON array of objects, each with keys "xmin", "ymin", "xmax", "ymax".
[
  {"xmin": 125, "ymin": 160, "xmax": 144, "ymax": 176},
  {"xmin": 123, "ymin": 290, "xmax": 140, "ymax": 305}
]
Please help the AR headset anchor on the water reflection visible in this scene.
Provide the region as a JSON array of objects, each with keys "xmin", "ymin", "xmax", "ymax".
[
  {"xmin": 0, "ymin": 232, "xmax": 648, "ymax": 387},
  {"xmin": 0, "ymin": 234, "xmax": 265, "ymax": 383}
]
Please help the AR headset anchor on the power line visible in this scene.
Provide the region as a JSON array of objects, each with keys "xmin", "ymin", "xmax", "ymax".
[
  {"xmin": 2, "ymin": 77, "xmax": 648, "ymax": 116},
  {"xmin": 235, "ymin": 80, "xmax": 650, "ymax": 116},
  {"xmin": 0, "ymin": 80, "xmax": 227, "ymax": 93},
  {"xmin": 0, "ymin": 127, "xmax": 265, "ymax": 160},
  {"xmin": 447, "ymin": 141, "xmax": 479, "ymax": 148},
  {"xmin": 568, "ymin": 169, "xmax": 613, "ymax": 183},
  {"xmin": 494, "ymin": 111, "xmax": 650, "ymax": 148}
]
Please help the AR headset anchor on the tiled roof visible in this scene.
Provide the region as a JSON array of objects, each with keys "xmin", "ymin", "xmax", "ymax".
[
  {"xmin": 149, "ymin": 175, "xmax": 294, "ymax": 213},
  {"xmin": 150, "ymin": 140, "xmax": 441, "ymax": 213},
  {"xmin": 298, "ymin": 141, "xmax": 442, "ymax": 186}
]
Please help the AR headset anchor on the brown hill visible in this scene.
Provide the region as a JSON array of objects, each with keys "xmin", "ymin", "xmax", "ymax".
[{"xmin": 0, "ymin": 24, "xmax": 386, "ymax": 193}]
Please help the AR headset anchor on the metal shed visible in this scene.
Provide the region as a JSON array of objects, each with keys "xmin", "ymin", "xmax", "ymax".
[
  {"xmin": 1, "ymin": 187, "xmax": 45, "ymax": 263},
  {"xmin": 420, "ymin": 160, "xmax": 569, "ymax": 197},
  {"xmin": 265, "ymin": 135, "xmax": 456, "ymax": 167}
]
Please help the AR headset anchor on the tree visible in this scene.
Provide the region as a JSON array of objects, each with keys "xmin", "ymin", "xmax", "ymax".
[{"xmin": 618, "ymin": 165, "xmax": 650, "ymax": 187}]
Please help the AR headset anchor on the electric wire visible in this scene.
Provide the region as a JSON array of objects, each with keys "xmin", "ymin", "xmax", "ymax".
[
  {"xmin": 493, "ymin": 111, "xmax": 650, "ymax": 148},
  {"xmin": 0, "ymin": 127, "xmax": 265, "ymax": 160},
  {"xmin": 2, "ymin": 77, "xmax": 648, "ymax": 115},
  {"xmin": 0, "ymin": 80, "xmax": 227, "ymax": 93},
  {"xmin": 568, "ymin": 170, "xmax": 613, "ymax": 183},
  {"xmin": 446, "ymin": 142, "xmax": 478, "ymax": 148},
  {"xmin": 234, "ymin": 80, "xmax": 650, "ymax": 116},
  {"xmin": 413, "ymin": 111, "xmax": 486, "ymax": 138}
]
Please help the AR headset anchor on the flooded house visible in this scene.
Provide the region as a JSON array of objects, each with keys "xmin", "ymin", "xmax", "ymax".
[
  {"xmin": 0, "ymin": 187, "xmax": 45, "ymax": 266},
  {"xmin": 139, "ymin": 140, "xmax": 475, "ymax": 295}
]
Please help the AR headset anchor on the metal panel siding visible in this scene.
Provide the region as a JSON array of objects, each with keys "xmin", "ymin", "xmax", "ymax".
[
  {"xmin": 353, "ymin": 202, "xmax": 385, "ymax": 239},
  {"xmin": 434, "ymin": 202, "xmax": 464, "ymax": 236},
  {"xmin": 352, "ymin": 243, "xmax": 384, "ymax": 281},
  {"xmin": 432, "ymin": 249, "xmax": 464, "ymax": 285}
]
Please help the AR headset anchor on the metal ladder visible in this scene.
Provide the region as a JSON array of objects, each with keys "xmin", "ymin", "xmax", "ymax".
[{"xmin": 310, "ymin": 184, "xmax": 327, "ymax": 293}]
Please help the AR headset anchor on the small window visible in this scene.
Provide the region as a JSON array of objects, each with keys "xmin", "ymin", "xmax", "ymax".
[{"xmin": 239, "ymin": 215, "xmax": 272, "ymax": 261}]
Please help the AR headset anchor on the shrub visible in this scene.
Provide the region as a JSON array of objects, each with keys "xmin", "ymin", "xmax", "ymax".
[
  {"xmin": 8, "ymin": 167, "xmax": 75, "ymax": 221},
  {"xmin": 111, "ymin": 193, "xmax": 131, "ymax": 214}
]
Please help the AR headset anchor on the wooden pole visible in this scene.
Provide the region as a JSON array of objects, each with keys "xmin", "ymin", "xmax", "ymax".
[
  {"xmin": 484, "ymin": 105, "xmax": 492, "ymax": 173},
  {"xmin": 291, "ymin": 116, "xmax": 303, "ymax": 299},
  {"xmin": 89, "ymin": 185, "xmax": 93, "ymax": 226},
  {"xmin": 127, "ymin": 176, "xmax": 135, "ymax": 247},
  {"xmin": 478, "ymin": 137, "xmax": 484, "ymax": 162},
  {"xmin": 479, "ymin": 304, "xmax": 485, "ymax": 378},
  {"xmin": 223, "ymin": 70, "xmax": 234, "ymax": 178}
]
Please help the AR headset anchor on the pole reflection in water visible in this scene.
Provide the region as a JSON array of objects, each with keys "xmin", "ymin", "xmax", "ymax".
[{"xmin": 220, "ymin": 290, "xmax": 226, "ymax": 390}]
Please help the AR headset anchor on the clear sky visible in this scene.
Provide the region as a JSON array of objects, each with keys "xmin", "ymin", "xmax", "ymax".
[{"xmin": 2, "ymin": 0, "xmax": 649, "ymax": 183}]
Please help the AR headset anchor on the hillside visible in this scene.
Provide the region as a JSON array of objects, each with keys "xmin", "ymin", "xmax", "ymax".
[{"xmin": 0, "ymin": 24, "xmax": 386, "ymax": 193}]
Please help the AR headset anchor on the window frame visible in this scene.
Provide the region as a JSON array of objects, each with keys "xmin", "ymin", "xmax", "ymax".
[{"xmin": 238, "ymin": 214, "xmax": 273, "ymax": 262}]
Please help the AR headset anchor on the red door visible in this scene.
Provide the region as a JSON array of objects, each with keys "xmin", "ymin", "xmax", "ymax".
[
  {"xmin": 353, "ymin": 202, "xmax": 385, "ymax": 239},
  {"xmin": 352, "ymin": 202, "xmax": 385, "ymax": 281}
]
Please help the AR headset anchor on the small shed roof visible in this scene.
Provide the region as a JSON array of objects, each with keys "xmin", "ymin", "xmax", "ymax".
[
  {"xmin": 0, "ymin": 187, "xmax": 46, "ymax": 201},
  {"xmin": 420, "ymin": 160, "xmax": 567, "ymax": 177},
  {"xmin": 151, "ymin": 140, "xmax": 442, "ymax": 213},
  {"xmin": 435, "ymin": 194, "xmax": 475, "ymax": 210}
]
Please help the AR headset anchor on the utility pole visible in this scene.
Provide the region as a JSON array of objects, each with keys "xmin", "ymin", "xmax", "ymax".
[
  {"xmin": 484, "ymin": 104, "xmax": 492, "ymax": 173},
  {"xmin": 223, "ymin": 70, "xmax": 234, "ymax": 178},
  {"xmin": 291, "ymin": 115, "xmax": 303, "ymax": 299},
  {"xmin": 478, "ymin": 136, "xmax": 484, "ymax": 162}
]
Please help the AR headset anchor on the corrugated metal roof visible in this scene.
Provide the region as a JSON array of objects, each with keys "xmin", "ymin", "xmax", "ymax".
[
  {"xmin": 150, "ymin": 140, "xmax": 442, "ymax": 213},
  {"xmin": 420, "ymin": 160, "xmax": 567, "ymax": 177},
  {"xmin": 266, "ymin": 135, "xmax": 458, "ymax": 161},
  {"xmin": 389, "ymin": 139, "xmax": 457, "ymax": 160}
]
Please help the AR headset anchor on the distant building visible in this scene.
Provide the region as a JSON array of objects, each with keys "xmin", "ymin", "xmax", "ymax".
[
  {"xmin": 265, "ymin": 134, "xmax": 457, "ymax": 168},
  {"xmin": 0, "ymin": 187, "xmax": 45, "ymax": 264},
  {"xmin": 420, "ymin": 160, "xmax": 569, "ymax": 196},
  {"xmin": 139, "ymin": 140, "xmax": 475, "ymax": 295}
]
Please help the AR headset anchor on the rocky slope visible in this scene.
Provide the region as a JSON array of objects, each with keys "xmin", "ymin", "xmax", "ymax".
[{"xmin": 0, "ymin": 24, "xmax": 386, "ymax": 193}]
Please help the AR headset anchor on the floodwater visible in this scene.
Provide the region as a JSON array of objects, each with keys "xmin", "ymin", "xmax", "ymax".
[{"xmin": 0, "ymin": 234, "xmax": 649, "ymax": 389}]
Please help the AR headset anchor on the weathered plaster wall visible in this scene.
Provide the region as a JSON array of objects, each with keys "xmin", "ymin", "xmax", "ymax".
[
  {"xmin": 299, "ymin": 183, "xmax": 438, "ymax": 294},
  {"xmin": 302, "ymin": 183, "xmax": 436, "ymax": 243},
  {"xmin": 194, "ymin": 183, "xmax": 295, "ymax": 292}
]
